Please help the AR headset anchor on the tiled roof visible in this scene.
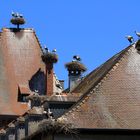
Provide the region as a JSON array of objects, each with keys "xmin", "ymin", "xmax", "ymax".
[
  {"xmin": 0, "ymin": 28, "xmax": 45, "ymax": 116},
  {"xmin": 72, "ymin": 46, "xmax": 131, "ymax": 94},
  {"xmin": 62, "ymin": 43, "xmax": 140, "ymax": 129}
]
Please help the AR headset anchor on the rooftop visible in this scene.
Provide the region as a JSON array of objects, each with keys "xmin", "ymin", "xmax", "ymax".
[
  {"xmin": 62, "ymin": 43, "xmax": 140, "ymax": 129},
  {"xmin": 0, "ymin": 28, "xmax": 45, "ymax": 115}
]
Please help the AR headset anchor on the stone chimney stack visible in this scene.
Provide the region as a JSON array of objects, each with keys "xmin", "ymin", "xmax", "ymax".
[
  {"xmin": 65, "ymin": 56, "xmax": 86, "ymax": 92},
  {"xmin": 42, "ymin": 49, "xmax": 58, "ymax": 96}
]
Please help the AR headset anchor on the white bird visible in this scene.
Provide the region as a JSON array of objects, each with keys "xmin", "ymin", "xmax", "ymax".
[
  {"xmin": 12, "ymin": 11, "xmax": 23, "ymax": 18},
  {"xmin": 135, "ymin": 31, "xmax": 140, "ymax": 38},
  {"xmin": 73, "ymin": 55, "xmax": 81, "ymax": 61},
  {"xmin": 126, "ymin": 35, "xmax": 134, "ymax": 44},
  {"xmin": 34, "ymin": 89, "xmax": 38, "ymax": 93},
  {"xmin": 72, "ymin": 59, "xmax": 76, "ymax": 62},
  {"xmin": 52, "ymin": 49, "xmax": 57, "ymax": 53},
  {"xmin": 16, "ymin": 12, "xmax": 20, "ymax": 18},
  {"xmin": 12, "ymin": 11, "xmax": 15, "ymax": 16},
  {"xmin": 19, "ymin": 14, "xmax": 23, "ymax": 18},
  {"xmin": 43, "ymin": 46, "xmax": 50, "ymax": 53},
  {"xmin": 11, "ymin": 11, "xmax": 17, "ymax": 17}
]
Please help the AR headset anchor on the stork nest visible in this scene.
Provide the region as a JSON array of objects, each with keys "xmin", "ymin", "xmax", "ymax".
[
  {"xmin": 10, "ymin": 18, "xmax": 25, "ymax": 25},
  {"xmin": 26, "ymin": 95, "xmax": 48, "ymax": 104},
  {"xmin": 65, "ymin": 61, "xmax": 87, "ymax": 72},
  {"xmin": 42, "ymin": 52, "xmax": 58, "ymax": 64},
  {"xmin": 26, "ymin": 94, "xmax": 42, "ymax": 102},
  {"xmin": 135, "ymin": 39, "xmax": 140, "ymax": 51},
  {"xmin": 38, "ymin": 118, "xmax": 75, "ymax": 135}
]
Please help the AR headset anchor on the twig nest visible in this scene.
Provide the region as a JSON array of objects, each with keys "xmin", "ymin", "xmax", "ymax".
[
  {"xmin": 135, "ymin": 39, "xmax": 140, "ymax": 51},
  {"xmin": 38, "ymin": 118, "xmax": 75, "ymax": 134},
  {"xmin": 26, "ymin": 95, "xmax": 47, "ymax": 105},
  {"xmin": 26, "ymin": 94, "xmax": 41, "ymax": 102},
  {"xmin": 11, "ymin": 18, "xmax": 25, "ymax": 25},
  {"xmin": 8, "ymin": 122, "xmax": 15, "ymax": 128},
  {"xmin": 42, "ymin": 52, "xmax": 58, "ymax": 64},
  {"xmin": 65, "ymin": 61, "xmax": 87, "ymax": 72}
]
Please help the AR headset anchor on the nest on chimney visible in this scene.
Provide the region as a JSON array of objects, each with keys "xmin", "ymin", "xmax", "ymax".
[
  {"xmin": 26, "ymin": 94, "xmax": 47, "ymax": 103},
  {"xmin": 11, "ymin": 17, "xmax": 25, "ymax": 25},
  {"xmin": 65, "ymin": 61, "xmax": 87, "ymax": 72},
  {"xmin": 38, "ymin": 117, "xmax": 76, "ymax": 135},
  {"xmin": 42, "ymin": 52, "xmax": 58, "ymax": 64}
]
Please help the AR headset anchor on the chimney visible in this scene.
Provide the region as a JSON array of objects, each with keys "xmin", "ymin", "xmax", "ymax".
[
  {"xmin": 42, "ymin": 50, "xmax": 58, "ymax": 96},
  {"xmin": 65, "ymin": 58, "xmax": 86, "ymax": 92}
]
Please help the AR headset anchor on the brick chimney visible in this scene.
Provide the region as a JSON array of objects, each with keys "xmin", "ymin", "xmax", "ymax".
[
  {"xmin": 42, "ymin": 50, "xmax": 58, "ymax": 96},
  {"xmin": 65, "ymin": 57, "xmax": 87, "ymax": 92}
]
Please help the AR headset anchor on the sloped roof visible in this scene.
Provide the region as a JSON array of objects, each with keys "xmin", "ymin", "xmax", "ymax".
[
  {"xmin": 72, "ymin": 46, "xmax": 131, "ymax": 94},
  {"xmin": 62, "ymin": 43, "xmax": 140, "ymax": 129},
  {"xmin": 0, "ymin": 28, "xmax": 45, "ymax": 116},
  {"xmin": 63, "ymin": 47, "xmax": 128, "ymax": 93}
]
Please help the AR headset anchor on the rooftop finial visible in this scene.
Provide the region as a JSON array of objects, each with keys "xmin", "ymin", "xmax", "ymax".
[{"xmin": 10, "ymin": 12, "xmax": 25, "ymax": 29}]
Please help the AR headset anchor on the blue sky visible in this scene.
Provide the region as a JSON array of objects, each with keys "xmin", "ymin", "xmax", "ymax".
[{"xmin": 0, "ymin": 0, "xmax": 140, "ymax": 87}]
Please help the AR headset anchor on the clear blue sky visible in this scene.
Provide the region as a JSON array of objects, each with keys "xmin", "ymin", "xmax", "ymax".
[{"xmin": 0, "ymin": 0, "xmax": 140, "ymax": 87}]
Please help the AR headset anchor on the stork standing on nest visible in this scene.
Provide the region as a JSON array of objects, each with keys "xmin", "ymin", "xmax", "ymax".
[
  {"xmin": 11, "ymin": 11, "xmax": 25, "ymax": 29},
  {"xmin": 52, "ymin": 49, "xmax": 57, "ymax": 53},
  {"xmin": 43, "ymin": 45, "xmax": 50, "ymax": 54},
  {"xmin": 126, "ymin": 35, "xmax": 134, "ymax": 44},
  {"xmin": 73, "ymin": 55, "xmax": 81, "ymax": 61}
]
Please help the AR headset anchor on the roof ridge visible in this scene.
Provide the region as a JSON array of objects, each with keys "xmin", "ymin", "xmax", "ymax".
[
  {"xmin": 61, "ymin": 44, "xmax": 134, "ymax": 118},
  {"xmin": 72, "ymin": 45, "xmax": 132, "ymax": 93},
  {"xmin": 33, "ymin": 31, "xmax": 44, "ymax": 55}
]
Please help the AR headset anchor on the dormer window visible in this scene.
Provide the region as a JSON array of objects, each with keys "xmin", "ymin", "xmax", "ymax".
[{"xmin": 17, "ymin": 85, "xmax": 30, "ymax": 102}]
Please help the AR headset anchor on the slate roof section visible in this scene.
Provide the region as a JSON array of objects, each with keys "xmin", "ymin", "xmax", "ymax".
[
  {"xmin": 0, "ymin": 28, "xmax": 45, "ymax": 116},
  {"xmin": 62, "ymin": 43, "xmax": 140, "ymax": 129}
]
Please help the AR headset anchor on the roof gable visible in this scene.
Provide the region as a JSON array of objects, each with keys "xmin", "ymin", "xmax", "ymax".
[
  {"xmin": 62, "ymin": 44, "xmax": 140, "ymax": 129},
  {"xmin": 0, "ymin": 28, "xmax": 45, "ymax": 115}
]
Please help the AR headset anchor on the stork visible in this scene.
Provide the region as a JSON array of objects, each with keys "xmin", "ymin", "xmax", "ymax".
[
  {"xmin": 126, "ymin": 35, "xmax": 134, "ymax": 44},
  {"xmin": 19, "ymin": 14, "xmax": 23, "ymax": 18},
  {"xmin": 73, "ymin": 55, "xmax": 81, "ymax": 61},
  {"xmin": 12, "ymin": 11, "xmax": 17, "ymax": 17},
  {"xmin": 52, "ymin": 49, "xmax": 57, "ymax": 53},
  {"xmin": 11, "ymin": 11, "xmax": 23, "ymax": 18},
  {"xmin": 44, "ymin": 45, "xmax": 50, "ymax": 53},
  {"xmin": 34, "ymin": 89, "xmax": 38, "ymax": 93}
]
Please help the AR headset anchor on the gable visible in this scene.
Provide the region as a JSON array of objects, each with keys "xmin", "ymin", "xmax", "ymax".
[{"xmin": 62, "ymin": 44, "xmax": 140, "ymax": 129}]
